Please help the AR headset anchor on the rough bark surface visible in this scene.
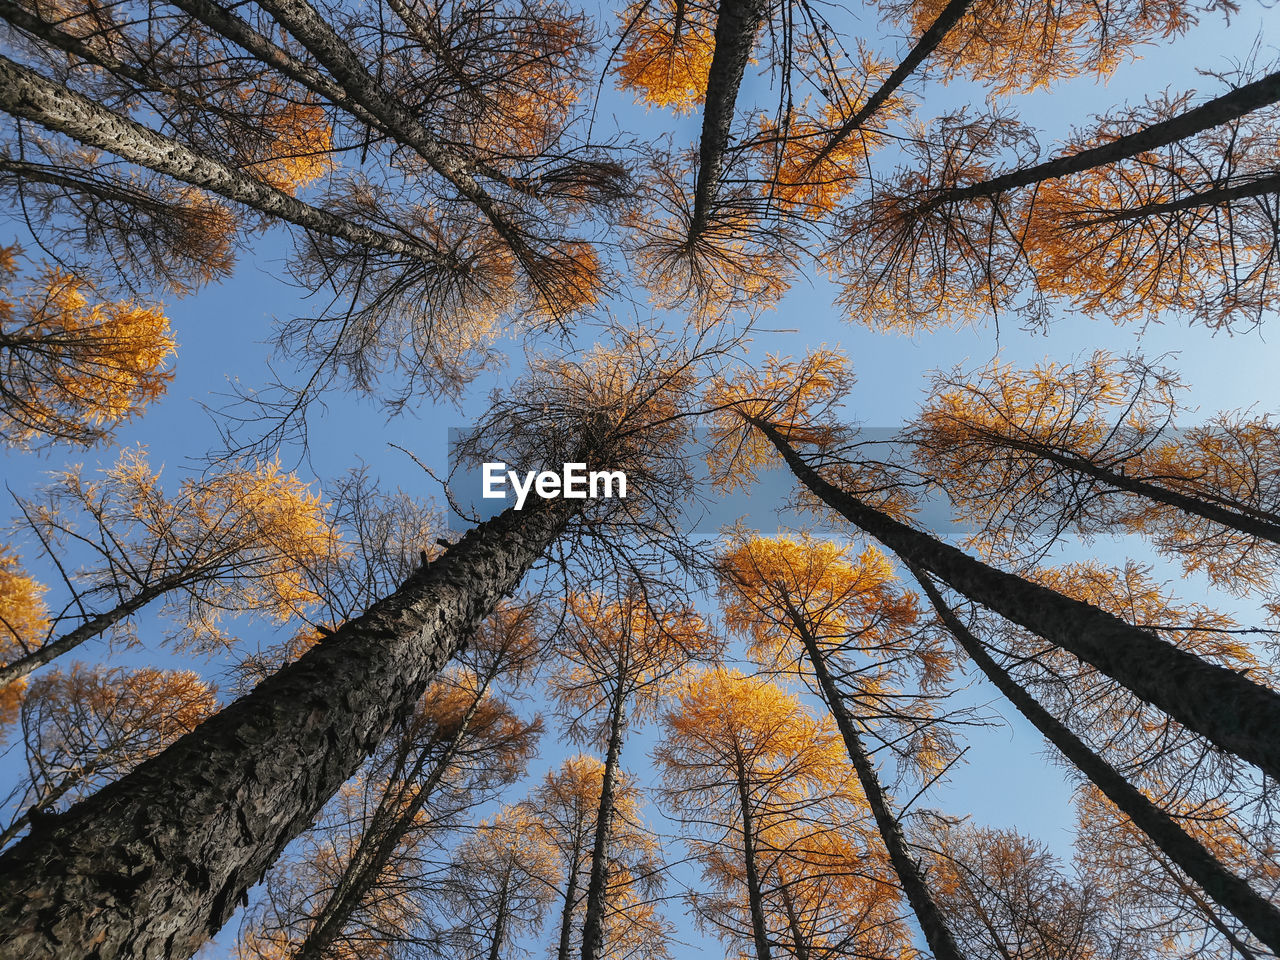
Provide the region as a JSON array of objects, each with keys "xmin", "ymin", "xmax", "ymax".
[
  {"xmin": 789, "ymin": 615, "xmax": 968, "ymax": 960},
  {"xmin": 755, "ymin": 418, "xmax": 1280, "ymax": 782},
  {"xmin": 688, "ymin": 0, "xmax": 767, "ymax": 236},
  {"xmin": 0, "ymin": 53, "xmax": 445, "ymax": 265},
  {"xmin": 578, "ymin": 683, "xmax": 628, "ymax": 960},
  {"xmin": 734, "ymin": 754, "xmax": 773, "ymax": 960},
  {"xmin": 911, "ymin": 567, "xmax": 1280, "ymax": 955},
  {"xmin": 0, "ymin": 500, "xmax": 570, "ymax": 960},
  {"xmin": 922, "ymin": 70, "xmax": 1280, "ymax": 209}
]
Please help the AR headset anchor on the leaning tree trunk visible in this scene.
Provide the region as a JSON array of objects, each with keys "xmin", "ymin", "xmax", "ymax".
[
  {"xmin": 751, "ymin": 417, "xmax": 1280, "ymax": 783},
  {"xmin": 579, "ymin": 678, "xmax": 629, "ymax": 960},
  {"xmin": 0, "ymin": 53, "xmax": 448, "ymax": 267},
  {"xmin": 687, "ymin": 0, "xmax": 768, "ymax": 238},
  {"xmin": 293, "ymin": 678, "xmax": 490, "ymax": 960},
  {"xmin": 734, "ymin": 754, "xmax": 774, "ymax": 960},
  {"xmin": 0, "ymin": 570, "xmax": 201, "ymax": 692},
  {"xmin": 804, "ymin": 0, "xmax": 975, "ymax": 173},
  {"xmin": 983, "ymin": 430, "xmax": 1280, "ymax": 545},
  {"xmin": 909, "ymin": 567, "xmax": 1280, "ymax": 955},
  {"xmin": 0, "ymin": 498, "xmax": 572, "ymax": 960},
  {"xmin": 920, "ymin": 69, "xmax": 1280, "ymax": 211},
  {"xmin": 783, "ymin": 606, "xmax": 968, "ymax": 960}
]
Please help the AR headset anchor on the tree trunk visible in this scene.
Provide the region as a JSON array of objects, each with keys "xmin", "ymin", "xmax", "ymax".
[
  {"xmin": 783, "ymin": 605, "xmax": 968, "ymax": 960},
  {"xmin": 910, "ymin": 567, "xmax": 1280, "ymax": 955},
  {"xmin": 978, "ymin": 429, "xmax": 1280, "ymax": 543},
  {"xmin": 752, "ymin": 417, "xmax": 1280, "ymax": 782},
  {"xmin": 734, "ymin": 753, "xmax": 773, "ymax": 960},
  {"xmin": 555, "ymin": 857, "xmax": 582, "ymax": 960},
  {"xmin": 293, "ymin": 679, "xmax": 490, "ymax": 960},
  {"xmin": 0, "ymin": 54, "xmax": 447, "ymax": 266},
  {"xmin": 776, "ymin": 870, "xmax": 810, "ymax": 960},
  {"xmin": 488, "ymin": 869, "xmax": 512, "ymax": 960},
  {"xmin": 688, "ymin": 0, "xmax": 767, "ymax": 237},
  {"xmin": 0, "ymin": 571, "xmax": 194, "ymax": 692},
  {"xmin": 0, "ymin": 499, "xmax": 571, "ymax": 960},
  {"xmin": 921, "ymin": 70, "xmax": 1280, "ymax": 210},
  {"xmin": 1071, "ymin": 169, "xmax": 1280, "ymax": 226},
  {"xmin": 579, "ymin": 677, "xmax": 629, "ymax": 960},
  {"xmin": 804, "ymin": 0, "xmax": 975, "ymax": 173}
]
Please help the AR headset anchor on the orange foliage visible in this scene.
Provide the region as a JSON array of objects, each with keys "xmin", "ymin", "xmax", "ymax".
[
  {"xmin": 0, "ymin": 249, "xmax": 175, "ymax": 447},
  {"xmin": 0, "ymin": 546, "xmax": 48, "ymax": 729},
  {"xmin": 615, "ymin": 0, "xmax": 717, "ymax": 113},
  {"xmin": 242, "ymin": 96, "xmax": 335, "ymax": 195}
]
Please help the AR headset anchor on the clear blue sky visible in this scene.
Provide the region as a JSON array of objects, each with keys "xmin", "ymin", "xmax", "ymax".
[{"xmin": 2, "ymin": 4, "xmax": 1277, "ymax": 957}]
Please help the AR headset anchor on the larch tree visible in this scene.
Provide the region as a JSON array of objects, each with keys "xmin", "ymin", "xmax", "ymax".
[
  {"xmin": 545, "ymin": 583, "xmax": 719, "ymax": 960},
  {"xmin": 0, "ymin": 245, "xmax": 176, "ymax": 448},
  {"xmin": 0, "ymin": 327, "xmax": 709, "ymax": 958},
  {"xmin": 717, "ymin": 532, "xmax": 966, "ymax": 960},
  {"xmin": 0, "ymin": 446, "xmax": 341, "ymax": 692},
  {"xmin": 0, "ymin": 543, "xmax": 48, "ymax": 729},
  {"xmin": 709, "ymin": 353, "xmax": 1280, "ymax": 785},
  {"xmin": 657, "ymin": 667, "xmax": 910, "ymax": 960}
]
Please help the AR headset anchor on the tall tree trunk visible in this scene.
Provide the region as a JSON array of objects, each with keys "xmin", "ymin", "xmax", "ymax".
[
  {"xmin": 555, "ymin": 855, "xmax": 583, "ymax": 960},
  {"xmin": 293, "ymin": 678, "xmax": 490, "ymax": 960},
  {"xmin": 804, "ymin": 0, "xmax": 975, "ymax": 173},
  {"xmin": 920, "ymin": 70, "xmax": 1280, "ymax": 210},
  {"xmin": 751, "ymin": 417, "xmax": 1280, "ymax": 782},
  {"xmin": 0, "ymin": 571, "xmax": 197, "ymax": 692},
  {"xmin": 978, "ymin": 429, "xmax": 1280, "ymax": 543},
  {"xmin": 0, "ymin": 54, "xmax": 447, "ymax": 266},
  {"xmin": 579, "ymin": 677, "xmax": 629, "ymax": 960},
  {"xmin": 776, "ymin": 870, "xmax": 810, "ymax": 960},
  {"xmin": 688, "ymin": 0, "xmax": 767, "ymax": 238},
  {"xmin": 910, "ymin": 567, "xmax": 1280, "ymax": 955},
  {"xmin": 0, "ymin": 499, "xmax": 572, "ymax": 960},
  {"xmin": 781, "ymin": 602, "xmax": 968, "ymax": 960},
  {"xmin": 488, "ymin": 869, "xmax": 512, "ymax": 960},
  {"xmin": 734, "ymin": 752, "xmax": 773, "ymax": 960}
]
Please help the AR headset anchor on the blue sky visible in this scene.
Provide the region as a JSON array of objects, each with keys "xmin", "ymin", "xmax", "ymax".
[{"xmin": 2, "ymin": 2, "xmax": 1278, "ymax": 956}]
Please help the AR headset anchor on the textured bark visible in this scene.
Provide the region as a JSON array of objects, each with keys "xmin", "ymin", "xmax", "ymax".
[
  {"xmin": 251, "ymin": 0, "xmax": 534, "ymax": 263},
  {"xmin": 988, "ymin": 431, "xmax": 1280, "ymax": 543},
  {"xmin": 578, "ymin": 680, "xmax": 628, "ymax": 960},
  {"xmin": 804, "ymin": 0, "xmax": 975, "ymax": 173},
  {"xmin": 293, "ymin": 686, "xmax": 487, "ymax": 960},
  {"xmin": 1074, "ymin": 170, "xmax": 1280, "ymax": 226},
  {"xmin": 0, "ymin": 499, "xmax": 571, "ymax": 960},
  {"xmin": 555, "ymin": 858, "xmax": 582, "ymax": 960},
  {"xmin": 688, "ymin": 0, "xmax": 767, "ymax": 237},
  {"xmin": 921, "ymin": 70, "xmax": 1280, "ymax": 210},
  {"xmin": 911, "ymin": 567, "xmax": 1280, "ymax": 955},
  {"xmin": 754, "ymin": 418, "xmax": 1280, "ymax": 782},
  {"xmin": 784, "ymin": 605, "xmax": 968, "ymax": 960},
  {"xmin": 734, "ymin": 752, "xmax": 774, "ymax": 960},
  {"xmin": 0, "ymin": 572, "xmax": 192, "ymax": 692},
  {"xmin": 0, "ymin": 54, "xmax": 445, "ymax": 265}
]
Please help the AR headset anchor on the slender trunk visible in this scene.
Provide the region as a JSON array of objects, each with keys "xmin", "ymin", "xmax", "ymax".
[
  {"xmin": 776, "ymin": 870, "xmax": 810, "ymax": 960},
  {"xmin": 1145, "ymin": 843, "xmax": 1263, "ymax": 960},
  {"xmin": 804, "ymin": 0, "xmax": 975, "ymax": 174},
  {"xmin": 0, "ymin": 54, "xmax": 446, "ymax": 266},
  {"xmin": 1069, "ymin": 169, "xmax": 1280, "ymax": 226},
  {"xmin": 0, "ymin": 571, "xmax": 192, "ymax": 692},
  {"xmin": 784, "ymin": 606, "xmax": 967, "ymax": 960},
  {"xmin": 734, "ymin": 754, "xmax": 773, "ymax": 960},
  {"xmin": 920, "ymin": 70, "xmax": 1280, "ymax": 210},
  {"xmin": 688, "ymin": 0, "xmax": 767, "ymax": 237},
  {"xmin": 251, "ymin": 0, "xmax": 536, "ymax": 268},
  {"xmin": 555, "ymin": 857, "xmax": 582, "ymax": 960},
  {"xmin": 0, "ymin": 499, "xmax": 572, "ymax": 960},
  {"xmin": 753, "ymin": 417, "xmax": 1280, "ymax": 782},
  {"xmin": 910, "ymin": 567, "xmax": 1280, "ymax": 955},
  {"xmin": 986, "ymin": 430, "xmax": 1280, "ymax": 543},
  {"xmin": 293, "ymin": 680, "xmax": 490, "ymax": 960},
  {"xmin": 579, "ymin": 677, "xmax": 629, "ymax": 960},
  {"xmin": 488, "ymin": 869, "xmax": 512, "ymax": 960}
]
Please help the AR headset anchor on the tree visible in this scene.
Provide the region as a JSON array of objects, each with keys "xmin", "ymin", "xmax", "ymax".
[
  {"xmin": 0, "ymin": 663, "xmax": 217, "ymax": 848},
  {"xmin": 0, "ymin": 446, "xmax": 341, "ymax": 691},
  {"xmin": 0, "ymin": 245, "xmax": 175, "ymax": 448},
  {"xmin": 657, "ymin": 667, "xmax": 909, "ymax": 960},
  {"xmin": 909, "ymin": 564, "xmax": 1280, "ymax": 953},
  {"xmin": 0, "ymin": 543, "xmax": 47, "ymax": 729},
  {"xmin": 545, "ymin": 583, "xmax": 718, "ymax": 960},
  {"xmin": 717, "ymin": 386, "xmax": 1280, "ymax": 784},
  {"xmin": 717, "ymin": 532, "xmax": 966, "ymax": 960},
  {"xmin": 910, "ymin": 353, "xmax": 1280, "ymax": 593}
]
